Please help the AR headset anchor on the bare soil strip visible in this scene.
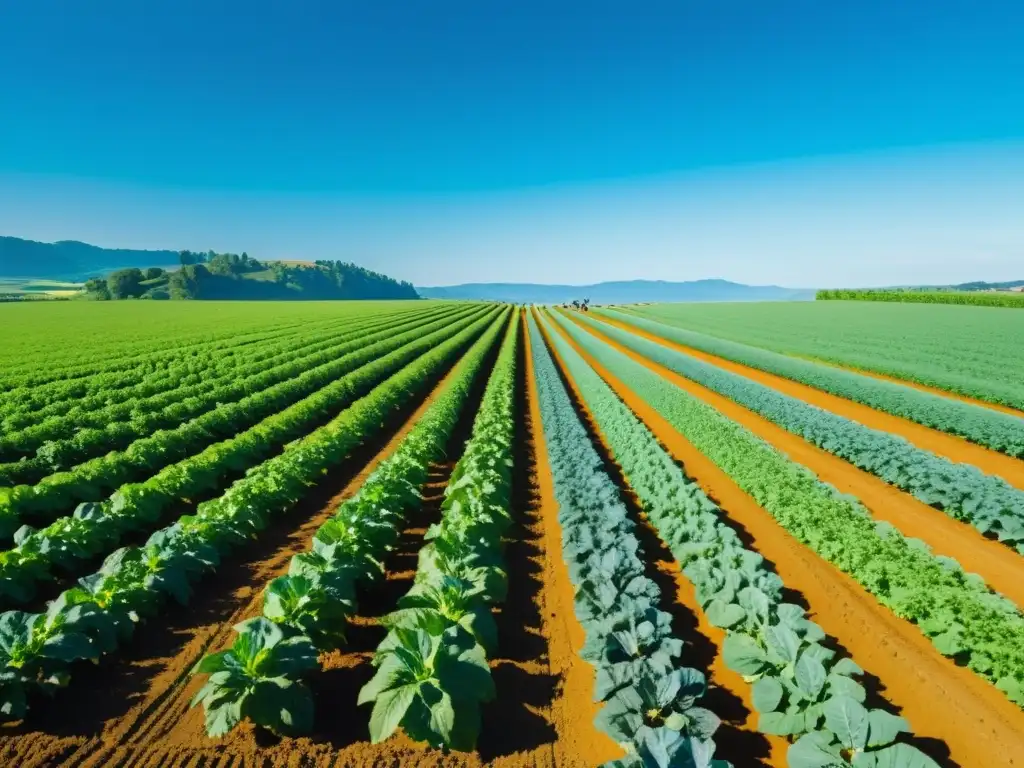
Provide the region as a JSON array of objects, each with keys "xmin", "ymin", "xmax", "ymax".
[
  {"xmin": 569, "ymin": 312, "xmax": 1024, "ymax": 609},
  {"xmin": 555, "ymin": 311, "xmax": 1024, "ymax": 768},
  {"xmin": 595, "ymin": 312, "xmax": 1024, "ymax": 489},
  {"xmin": 521, "ymin": 313, "xmax": 625, "ymax": 766},
  {"xmin": 536, "ymin": 312, "xmax": 784, "ymax": 767}
]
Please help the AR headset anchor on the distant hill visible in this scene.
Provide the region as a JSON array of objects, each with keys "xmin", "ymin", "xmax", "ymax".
[
  {"xmin": 417, "ymin": 279, "xmax": 815, "ymax": 304},
  {"xmin": 0, "ymin": 236, "xmax": 178, "ymax": 279}
]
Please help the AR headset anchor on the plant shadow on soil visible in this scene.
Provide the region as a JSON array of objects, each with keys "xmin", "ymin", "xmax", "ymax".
[
  {"xmin": 545, "ymin": 313, "xmax": 957, "ymax": 768},
  {"xmin": 476, "ymin": 324, "xmax": 558, "ymax": 759},
  {"xmin": 0, "ymin": 359, "xmax": 478, "ymax": 742},
  {"xmin": 273, "ymin": 319, "xmax": 557, "ymax": 759},
  {"xmin": 539, "ymin": 327, "xmax": 775, "ymax": 768}
]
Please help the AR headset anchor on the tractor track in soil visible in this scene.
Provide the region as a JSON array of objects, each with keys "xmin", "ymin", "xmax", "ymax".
[
  {"xmin": 534, "ymin": 310, "xmax": 783, "ymax": 768},
  {"xmin": 565, "ymin": 311, "xmax": 1024, "ymax": 611},
  {"xmin": 592, "ymin": 312, "xmax": 1024, "ymax": 490},
  {"xmin": 552, "ymin": 309, "xmax": 1024, "ymax": 768}
]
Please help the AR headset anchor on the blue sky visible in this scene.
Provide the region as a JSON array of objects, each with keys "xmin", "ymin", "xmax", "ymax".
[{"xmin": 1, "ymin": 1, "xmax": 1023, "ymax": 286}]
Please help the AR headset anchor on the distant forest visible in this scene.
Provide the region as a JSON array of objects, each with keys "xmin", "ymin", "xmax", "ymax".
[{"xmin": 84, "ymin": 251, "xmax": 419, "ymax": 301}]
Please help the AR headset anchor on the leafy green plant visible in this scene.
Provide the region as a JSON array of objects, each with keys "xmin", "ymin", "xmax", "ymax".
[
  {"xmin": 527, "ymin": 313, "xmax": 729, "ymax": 767},
  {"xmin": 538, "ymin": 309, "xmax": 942, "ymax": 762},
  {"xmin": 358, "ymin": 626, "xmax": 495, "ymax": 751},
  {"xmin": 191, "ymin": 618, "xmax": 318, "ymax": 737}
]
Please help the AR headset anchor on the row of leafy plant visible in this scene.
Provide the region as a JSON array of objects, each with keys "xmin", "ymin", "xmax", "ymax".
[
  {"xmin": 0, "ymin": 309, "xmax": 493, "ymax": 604},
  {"xmin": 0, "ymin": 311, "xmax": 343, "ymax": 407},
  {"xmin": 600, "ymin": 308, "xmax": 1024, "ymax": 459},
  {"xmin": 190, "ymin": 311, "xmax": 513, "ymax": 740},
  {"xmin": 358, "ymin": 312, "xmax": 519, "ymax": 750},
  {"xmin": 0, "ymin": 312, "xmax": 354, "ymax": 423},
  {"xmin": 578, "ymin": 312, "xmax": 1024, "ymax": 556},
  {"xmin": 550, "ymin": 311, "xmax": 1024, "ymax": 709},
  {"xmin": 539, "ymin": 310, "xmax": 939, "ymax": 768},
  {"xmin": 0, "ymin": 309, "xmax": 501, "ymax": 721},
  {"xmin": 0, "ymin": 306, "xmax": 490, "ymax": 541},
  {"xmin": 0, "ymin": 304, "xmax": 462, "ymax": 472},
  {"xmin": 0, "ymin": 304, "xmax": 437, "ymax": 441},
  {"xmin": 528, "ymin": 313, "xmax": 730, "ymax": 768}
]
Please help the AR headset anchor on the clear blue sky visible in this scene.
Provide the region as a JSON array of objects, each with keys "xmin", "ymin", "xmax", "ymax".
[{"xmin": 2, "ymin": 0, "xmax": 1023, "ymax": 286}]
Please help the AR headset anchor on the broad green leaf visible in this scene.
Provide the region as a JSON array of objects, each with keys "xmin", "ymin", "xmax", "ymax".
[
  {"xmin": 851, "ymin": 743, "xmax": 941, "ymax": 768},
  {"xmin": 765, "ymin": 624, "xmax": 801, "ymax": 665},
  {"xmin": 866, "ymin": 709, "xmax": 909, "ymax": 748},
  {"xmin": 368, "ymin": 684, "xmax": 418, "ymax": 743},
  {"xmin": 759, "ymin": 710, "xmax": 806, "ymax": 736},
  {"xmin": 823, "ymin": 695, "xmax": 869, "ymax": 751},
  {"xmin": 795, "ymin": 653, "xmax": 827, "ymax": 700},
  {"xmin": 752, "ymin": 676, "xmax": 784, "ymax": 713},
  {"xmin": 705, "ymin": 600, "xmax": 745, "ymax": 629},
  {"xmin": 204, "ymin": 696, "xmax": 243, "ymax": 738},
  {"xmin": 788, "ymin": 731, "xmax": 844, "ymax": 768},
  {"xmin": 722, "ymin": 633, "xmax": 769, "ymax": 677}
]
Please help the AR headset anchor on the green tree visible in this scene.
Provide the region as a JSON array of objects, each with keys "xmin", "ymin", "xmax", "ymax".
[
  {"xmin": 144, "ymin": 267, "xmax": 165, "ymax": 280},
  {"xmin": 107, "ymin": 268, "xmax": 145, "ymax": 299}
]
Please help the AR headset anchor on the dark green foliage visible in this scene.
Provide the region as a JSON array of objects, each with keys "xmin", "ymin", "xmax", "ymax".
[
  {"xmin": 817, "ymin": 288, "xmax": 1024, "ymax": 308},
  {"xmin": 105, "ymin": 269, "xmax": 146, "ymax": 299}
]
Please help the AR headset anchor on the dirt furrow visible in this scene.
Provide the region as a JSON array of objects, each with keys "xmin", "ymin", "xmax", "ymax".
[
  {"xmin": 535, "ymin": 311, "xmax": 784, "ymax": 767},
  {"xmin": 555, "ymin": 310, "xmax": 1024, "ymax": 768},
  {"xmin": 595, "ymin": 312, "xmax": 1024, "ymax": 488},
  {"xmin": 0, "ymin": 356, "xmax": 472, "ymax": 768},
  {"xmin": 522, "ymin": 313, "xmax": 625, "ymax": 766},
  {"xmin": 566, "ymin": 311, "xmax": 1024, "ymax": 610}
]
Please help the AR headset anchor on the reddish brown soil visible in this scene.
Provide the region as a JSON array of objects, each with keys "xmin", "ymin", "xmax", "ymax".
[
  {"xmin": 0, "ymin": 359, "xmax": 471, "ymax": 767},
  {"xmin": 595, "ymin": 312, "xmax": 1024, "ymax": 489},
  {"xmin": 571, "ymin": 311, "xmax": 1024, "ymax": 607},
  {"xmin": 522, "ymin": 313, "xmax": 625, "ymax": 766},
  {"xmin": 535, "ymin": 311, "xmax": 784, "ymax": 767},
  {"xmin": 0, "ymin": 315, "xmax": 620, "ymax": 767},
  {"xmin": 553, "ymin": 310, "xmax": 1024, "ymax": 768}
]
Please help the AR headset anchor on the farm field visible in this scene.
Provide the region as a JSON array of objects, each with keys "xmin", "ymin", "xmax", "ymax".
[
  {"xmin": 1, "ymin": 300, "xmax": 1023, "ymax": 768},
  {"xmin": 617, "ymin": 301, "xmax": 1024, "ymax": 412}
]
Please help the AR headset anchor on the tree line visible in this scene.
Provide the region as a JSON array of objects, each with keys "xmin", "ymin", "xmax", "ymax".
[{"xmin": 82, "ymin": 251, "xmax": 419, "ymax": 301}]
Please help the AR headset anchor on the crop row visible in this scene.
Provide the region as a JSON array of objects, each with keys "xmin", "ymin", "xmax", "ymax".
[
  {"xmin": 551, "ymin": 311, "xmax": 1024, "ymax": 708},
  {"xmin": 579, "ymin": 312, "xmax": 1024, "ymax": 555},
  {"xmin": 0, "ymin": 306, "xmax": 491, "ymax": 543},
  {"xmin": 601, "ymin": 308, "xmax": 1024, "ymax": 458},
  {"xmin": 0, "ymin": 305, "xmax": 436, "ymax": 434},
  {"xmin": 528, "ymin": 313, "xmax": 729, "ymax": 768},
  {"xmin": 0, "ymin": 314, "xmax": 315, "ymax": 391},
  {"xmin": 190, "ymin": 311, "xmax": 512, "ymax": 739},
  {"xmin": 538, "ymin": 311, "xmax": 938, "ymax": 767},
  {"xmin": 0, "ymin": 312, "xmax": 350, "ymax": 404},
  {"xmin": 0, "ymin": 309, "xmax": 495, "ymax": 604},
  {"xmin": 360, "ymin": 311, "xmax": 519, "ymax": 749},
  {"xmin": 0, "ymin": 304, "xmax": 465, "ymax": 472},
  {"xmin": 0, "ymin": 309, "xmax": 501, "ymax": 721},
  {"xmin": 192, "ymin": 311, "xmax": 516, "ymax": 745}
]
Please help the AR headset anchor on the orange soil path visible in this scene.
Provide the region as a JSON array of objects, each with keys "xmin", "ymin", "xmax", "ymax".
[
  {"xmin": 535, "ymin": 311, "xmax": 786, "ymax": 767},
  {"xmin": 596, "ymin": 312, "xmax": 1024, "ymax": 489},
  {"xmin": 549, "ymin": 310, "xmax": 1024, "ymax": 768},
  {"xmin": 566, "ymin": 311, "xmax": 1024, "ymax": 608},
  {"xmin": 523, "ymin": 313, "xmax": 625, "ymax": 766}
]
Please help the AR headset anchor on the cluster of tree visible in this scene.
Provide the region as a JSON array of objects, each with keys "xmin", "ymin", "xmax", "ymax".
[
  {"xmin": 80, "ymin": 252, "xmax": 418, "ymax": 302},
  {"xmin": 83, "ymin": 267, "xmax": 167, "ymax": 300},
  {"xmin": 560, "ymin": 298, "xmax": 591, "ymax": 311}
]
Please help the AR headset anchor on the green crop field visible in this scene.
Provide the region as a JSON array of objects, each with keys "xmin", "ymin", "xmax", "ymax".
[
  {"xmin": 617, "ymin": 300, "xmax": 1024, "ymax": 410},
  {"xmin": 1, "ymin": 299, "xmax": 1023, "ymax": 768}
]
